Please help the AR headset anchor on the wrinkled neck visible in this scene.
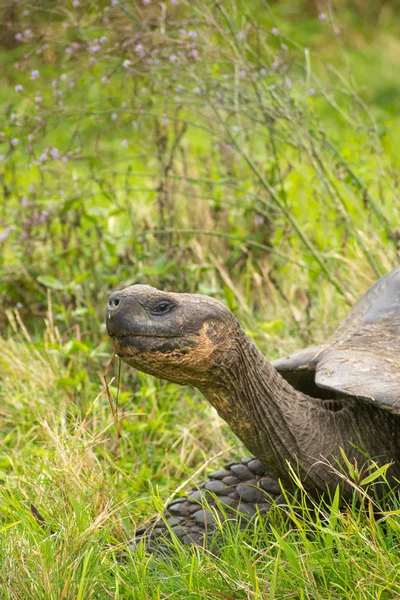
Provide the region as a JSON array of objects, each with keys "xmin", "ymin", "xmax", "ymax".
[{"xmin": 197, "ymin": 326, "xmax": 400, "ymax": 495}]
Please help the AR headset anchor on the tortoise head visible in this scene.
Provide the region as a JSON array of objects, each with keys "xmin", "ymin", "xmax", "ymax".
[{"xmin": 106, "ymin": 285, "xmax": 237, "ymax": 386}]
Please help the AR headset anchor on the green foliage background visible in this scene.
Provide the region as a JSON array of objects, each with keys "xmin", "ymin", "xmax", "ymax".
[{"xmin": 0, "ymin": 1, "xmax": 399, "ymax": 598}]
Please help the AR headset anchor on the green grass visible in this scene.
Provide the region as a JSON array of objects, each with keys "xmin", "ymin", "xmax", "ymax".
[{"xmin": 1, "ymin": 0, "xmax": 400, "ymax": 597}]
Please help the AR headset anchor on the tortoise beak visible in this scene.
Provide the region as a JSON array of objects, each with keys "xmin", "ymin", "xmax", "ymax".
[{"xmin": 106, "ymin": 291, "xmax": 144, "ymax": 338}]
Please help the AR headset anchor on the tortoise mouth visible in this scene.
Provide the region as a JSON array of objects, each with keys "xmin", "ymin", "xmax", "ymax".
[{"xmin": 109, "ymin": 332, "xmax": 179, "ymax": 339}]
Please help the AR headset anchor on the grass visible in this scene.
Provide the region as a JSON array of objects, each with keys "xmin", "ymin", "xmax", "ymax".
[{"xmin": 0, "ymin": 0, "xmax": 400, "ymax": 597}]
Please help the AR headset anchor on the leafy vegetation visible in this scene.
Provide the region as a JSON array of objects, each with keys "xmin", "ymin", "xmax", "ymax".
[{"xmin": 0, "ymin": 0, "xmax": 399, "ymax": 597}]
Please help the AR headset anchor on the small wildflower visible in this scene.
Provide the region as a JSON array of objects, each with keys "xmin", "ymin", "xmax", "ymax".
[
  {"xmin": 31, "ymin": 69, "xmax": 39, "ymax": 80},
  {"xmin": 22, "ymin": 196, "xmax": 29, "ymax": 206},
  {"xmin": 135, "ymin": 44, "xmax": 143, "ymax": 52},
  {"xmin": 72, "ymin": 0, "xmax": 80, "ymax": 6},
  {"xmin": 171, "ymin": 0, "xmax": 178, "ymax": 4},
  {"xmin": 15, "ymin": 33, "xmax": 23, "ymax": 41},
  {"xmin": 51, "ymin": 148, "xmax": 60, "ymax": 159},
  {"xmin": 281, "ymin": 43, "xmax": 288, "ymax": 50},
  {"xmin": 0, "ymin": 227, "xmax": 11, "ymax": 242},
  {"xmin": 236, "ymin": 32, "xmax": 245, "ymax": 41},
  {"xmin": 193, "ymin": 87, "xmax": 201, "ymax": 94},
  {"xmin": 162, "ymin": 114, "xmax": 169, "ymax": 125},
  {"xmin": 319, "ymin": 13, "xmax": 327, "ymax": 20},
  {"xmin": 0, "ymin": 155, "xmax": 4, "ymax": 161},
  {"xmin": 16, "ymin": 302, "xmax": 23, "ymax": 309},
  {"xmin": 188, "ymin": 30, "xmax": 197, "ymax": 39},
  {"xmin": 35, "ymin": 95, "xmax": 43, "ymax": 103},
  {"xmin": 271, "ymin": 27, "xmax": 279, "ymax": 35},
  {"xmin": 169, "ymin": 55, "xmax": 177, "ymax": 63},
  {"xmin": 24, "ymin": 29, "xmax": 32, "ymax": 37},
  {"xmin": 60, "ymin": 73, "xmax": 68, "ymax": 81},
  {"xmin": 307, "ymin": 87, "xmax": 315, "ymax": 96},
  {"xmin": 254, "ymin": 215, "xmax": 264, "ymax": 225},
  {"xmin": 111, "ymin": 113, "xmax": 118, "ymax": 120},
  {"xmin": 11, "ymin": 138, "xmax": 19, "ymax": 146},
  {"xmin": 90, "ymin": 44, "xmax": 101, "ymax": 53},
  {"xmin": 143, "ymin": 0, "xmax": 151, "ymax": 4},
  {"xmin": 28, "ymin": 134, "xmax": 34, "ymax": 142},
  {"xmin": 101, "ymin": 76, "xmax": 108, "ymax": 84},
  {"xmin": 52, "ymin": 79, "xmax": 58, "ymax": 88},
  {"xmin": 68, "ymin": 81, "xmax": 74, "ymax": 88},
  {"xmin": 89, "ymin": 57, "xmax": 96, "ymax": 65},
  {"xmin": 123, "ymin": 59, "xmax": 131, "ymax": 67},
  {"xmin": 260, "ymin": 68, "xmax": 267, "ymax": 76},
  {"xmin": 62, "ymin": 22, "xmax": 68, "ymax": 28},
  {"xmin": 111, "ymin": 0, "xmax": 118, "ymax": 5},
  {"xmin": 121, "ymin": 139, "xmax": 128, "ymax": 147},
  {"xmin": 11, "ymin": 113, "xmax": 18, "ymax": 120},
  {"xmin": 100, "ymin": 36, "xmax": 107, "ymax": 43},
  {"xmin": 240, "ymin": 70, "xmax": 246, "ymax": 78},
  {"xmin": 190, "ymin": 49, "xmax": 198, "ymax": 58}
]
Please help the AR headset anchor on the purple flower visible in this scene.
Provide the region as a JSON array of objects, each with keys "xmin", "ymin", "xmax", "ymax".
[
  {"xmin": 24, "ymin": 29, "xmax": 32, "ymax": 37},
  {"xmin": 111, "ymin": 113, "xmax": 118, "ymax": 120},
  {"xmin": 143, "ymin": 0, "xmax": 151, "ymax": 4},
  {"xmin": 162, "ymin": 114, "xmax": 169, "ymax": 125},
  {"xmin": 60, "ymin": 73, "xmax": 68, "ymax": 81},
  {"xmin": 11, "ymin": 138, "xmax": 19, "ymax": 146},
  {"xmin": 31, "ymin": 70, "xmax": 39, "ymax": 80},
  {"xmin": 0, "ymin": 227, "xmax": 11, "ymax": 242},
  {"xmin": 254, "ymin": 215, "xmax": 264, "ymax": 225},
  {"xmin": 271, "ymin": 27, "xmax": 279, "ymax": 35},
  {"xmin": 135, "ymin": 44, "xmax": 143, "ymax": 52},
  {"xmin": 16, "ymin": 302, "xmax": 23, "ymax": 309},
  {"xmin": 236, "ymin": 32, "xmax": 245, "ymax": 41},
  {"xmin": 89, "ymin": 44, "xmax": 101, "ymax": 53},
  {"xmin": 121, "ymin": 139, "xmax": 128, "ymax": 147},
  {"xmin": 240, "ymin": 70, "xmax": 246, "ymax": 78},
  {"xmin": 307, "ymin": 87, "xmax": 316, "ymax": 96},
  {"xmin": 123, "ymin": 59, "xmax": 131, "ymax": 67},
  {"xmin": 171, "ymin": 0, "xmax": 178, "ymax": 4},
  {"xmin": 188, "ymin": 30, "xmax": 197, "ymax": 39},
  {"xmin": 190, "ymin": 49, "xmax": 198, "ymax": 58},
  {"xmin": 51, "ymin": 148, "xmax": 60, "ymax": 159},
  {"xmin": 319, "ymin": 13, "xmax": 327, "ymax": 20},
  {"xmin": 193, "ymin": 87, "xmax": 201, "ymax": 94},
  {"xmin": 260, "ymin": 68, "xmax": 267, "ymax": 76},
  {"xmin": 111, "ymin": 0, "xmax": 118, "ymax": 5},
  {"xmin": 62, "ymin": 22, "xmax": 68, "ymax": 28},
  {"xmin": 11, "ymin": 113, "xmax": 18, "ymax": 120},
  {"xmin": 169, "ymin": 55, "xmax": 177, "ymax": 63},
  {"xmin": 72, "ymin": 0, "xmax": 80, "ymax": 6},
  {"xmin": 15, "ymin": 33, "xmax": 23, "ymax": 41},
  {"xmin": 35, "ymin": 95, "xmax": 43, "ymax": 103},
  {"xmin": 100, "ymin": 36, "xmax": 107, "ymax": 43},
  {"xmin": 22, "ymin": 196, "xmax": 29, "ymax": 206},
  {"xmin": 101, "ymin": 76, "xmax": 108, "ymax": 84}
]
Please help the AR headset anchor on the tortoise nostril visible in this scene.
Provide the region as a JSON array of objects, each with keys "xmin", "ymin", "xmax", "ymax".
[{"xmin": 108, "ymin": 295, "xmax": 121, "ymax": 309}]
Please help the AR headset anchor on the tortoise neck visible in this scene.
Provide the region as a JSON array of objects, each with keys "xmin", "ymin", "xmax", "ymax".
[{"xmin": 198, "ymin": 326, "xmax": 400, "ymax": 494}]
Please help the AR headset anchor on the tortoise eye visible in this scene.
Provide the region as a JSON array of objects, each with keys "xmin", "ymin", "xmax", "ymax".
[{"xmin": 151, "ymin": 301, "xmax": 173, "ymax": 315}]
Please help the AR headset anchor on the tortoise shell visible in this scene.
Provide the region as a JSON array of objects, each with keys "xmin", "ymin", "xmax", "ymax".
[{"xmin": 272, "ymin": 267, "xmax": 400, "ymax": 413}]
